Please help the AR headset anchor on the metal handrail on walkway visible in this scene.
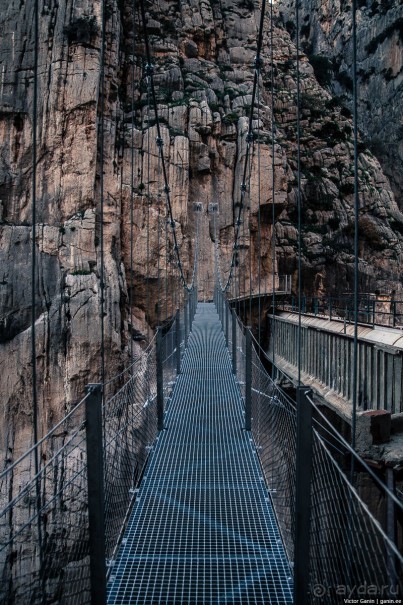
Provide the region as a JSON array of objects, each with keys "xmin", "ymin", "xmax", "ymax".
[
  {"xmin": 215, "ymin": 287, "xmax": 403, "ymax": 603},
  {"xmin": 1, "ymin": 288, "xmax": 402, "ymax": 604},
  {"xmin": 0, "ymin": 292, "xmax": 197, "ymax": 605}
]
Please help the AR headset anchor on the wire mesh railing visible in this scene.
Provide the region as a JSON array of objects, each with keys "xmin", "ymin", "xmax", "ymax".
[
  {"xmin": 308, "ymin": 397, "xmax": 403, "ymax": 601},
  {"xmin": 103, "ymin": 345, "xmax": 158, "ymax": 564},
  {"xmin": 250, "ymin": 344, "xmax": 297, "ymax": 561},
  {"xmin": 0, "ymin": 295, "xmax": 195, "ymax": 605},
  {"xmin": 215, "ymin": 286, "xmax": 403, "ymax": 601},
  {"xmin": 0, "ymin": 396, "xmax": 91, "ymax": 605},
  {"xmin": 309, "ymin": 432, "xmax": 401, "ymax": 600}
]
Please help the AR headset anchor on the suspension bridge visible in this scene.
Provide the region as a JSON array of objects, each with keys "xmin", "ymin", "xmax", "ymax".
[
  {"xmin": 1, "ymin": 0, "xmax": 403, "ymax": 602},
  {"xmin": 1, "ymin": 290, "xmax": 402, "ymax": 604}
]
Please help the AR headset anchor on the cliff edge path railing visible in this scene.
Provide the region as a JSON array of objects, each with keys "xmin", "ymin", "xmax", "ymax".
[{"xmin": 107, "ymin": 302, "xmax": 293, "ymax": 605}]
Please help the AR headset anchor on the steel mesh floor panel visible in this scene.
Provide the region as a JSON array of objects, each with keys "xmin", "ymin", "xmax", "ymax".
[{"xmin": 107, "ymin": 303, "xmax": 293, "ymax": 604}]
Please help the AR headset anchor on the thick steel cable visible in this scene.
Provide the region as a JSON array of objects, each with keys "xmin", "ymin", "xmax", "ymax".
[
  {"xmin": 270, "ymin": 0, "xmax": 277, "ymax": 376},
  {"xmin": 165, "ymin": 200, "xmax": 169, "ymax": 321},
  {"xmin": 351, "ymin": 0, "xmax": 359, "ymax": 455},
  {"xmin": 257, "ymin": 74, "xmax": 262, "ymax": 347},
  {"xmin": 129, "ymin": 0, "xmax": 136, "ymax": 366},
  {"xmin": 99, "ymin": 0, "xmax": 106, "ymax": 386},
  {"xmin": 248, "ymin": 147, "xmax": 253, "ymax": 322},
  {"xmin": 31, "ymin": 0, "xmax": 44, "ymax": 573},
  {"xmin": 31, "ymin": 0, "xmax": 39, "ymax": 451},
  {"xmin": 157, "ymin": 154, "xmax": 161, "ymax": 325},
  {"xmin": 146, "ymin": 76, "xmax": 151, "ymax": 339},
  {"xmin": 242, "ymin": 209, "xmax": 246, "ymax": 318},
  {"xmin": 295, "ymin": 0, "xmax": 303, "ymax": 386}
]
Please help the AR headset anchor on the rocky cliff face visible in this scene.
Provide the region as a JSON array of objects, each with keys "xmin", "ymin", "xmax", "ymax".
[
  {"xmin": 1, "ymin": 0, "xmax": 402, "ymax": 461},
  {"xmin": 277, "ymin": 0, "xmax": 403, "ymax": 206}
]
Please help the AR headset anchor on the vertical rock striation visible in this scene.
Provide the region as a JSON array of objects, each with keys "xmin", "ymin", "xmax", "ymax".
[
  {"xmin": 277, "ymin": 0, "xmax": 403, "ymax": 206},
  {"xmin": 0, "ymin": 0, "xmax": 402, "ymax": 463}
]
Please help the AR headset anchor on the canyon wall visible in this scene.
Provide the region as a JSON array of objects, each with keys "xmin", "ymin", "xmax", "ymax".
[
  {"xmin": 278, "ymin": 0, "xmax": 403, "ymax": 205},
  {"xmin": 0, "ymin": 0, "xmax": 402, "ymax": 461}
]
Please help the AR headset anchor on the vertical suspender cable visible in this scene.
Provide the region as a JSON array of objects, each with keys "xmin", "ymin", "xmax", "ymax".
[
  {"xmin": 248, "ymin": 147, "xmax": 253, "ymax": 323},
  {"xmin": 129, "ymin": 0, "xmax": 136, "ymax": 366},
  {"xmin": 295, "ymin": 0, "xmax": 303, "ymax": 386},
  {"xmin": 32, "ymin": 0, "xmax": 40, "ymax": 465},
  {"xmin": 146, "ymin": 78, "xmax": 151, "ymax": 339},
  {"xmin": 99, "ymin": 0, "xmax": 106, "ymax": 386},
  {"xmin": 165, "ymin": 200, "xmax": 168, "ymax": 321},
  {"xmin": 270, "ymin": 0, "xmax": 277, "ymax": 376},
  {"xmin": 351, "ymin": 0, "xmax": 359, "ymax": 456},
  {"xmin": 242, "ymin": 207, "xmax": 247, "ymax": 320},
  {"xmin": 31, "ymin": 0, "xmax": 44, "ymax": 577},
  {"xmin": 257, "ymin": 73, "xmax": 262, "ymax": 347},
  {"xmin": 157, "ymin": 154, "xmax": 161, "ymax": 325}
]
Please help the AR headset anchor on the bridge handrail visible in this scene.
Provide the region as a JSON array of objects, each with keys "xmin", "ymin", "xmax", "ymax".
[
  {"xmin": 308, "ymin": 394, "xmax": 403, "ymax": 511},
  {"xmin": 0, "ymin": 394, "xmax": 91, "ymax": 604},
  {"xmin": 0, "ymin": 392, "xmax": 89, "ymax": 482},
  {"xmin": 0, "ymin": 293, "xmax": 195, "ymax": 605},
  {"xmin": 278, "ymin": 293, "xmax": 403, "ymax": 329},
  {"xmin": 216, "ymin": 285, "xmax": 403, "ymax": 598}
]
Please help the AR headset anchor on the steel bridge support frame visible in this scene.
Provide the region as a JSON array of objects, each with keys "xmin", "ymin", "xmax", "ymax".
[{"xmin": 294, "ymin": 386, "xmax": 313, "ymax": 604}]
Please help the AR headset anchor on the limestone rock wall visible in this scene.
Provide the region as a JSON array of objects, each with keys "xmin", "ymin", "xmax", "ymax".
[
  {"xmin": 277, "ymin": 0, "xmax": 403, "ymax": 206},
  {"xmin": 1, "ymin": 0, "xmax": 402, "ymax": 462}
]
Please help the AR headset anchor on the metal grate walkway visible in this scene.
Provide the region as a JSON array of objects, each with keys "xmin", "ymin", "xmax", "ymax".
[{"xmin": 107, "ymin": 303, "xmax": 293, "ymax": 604}]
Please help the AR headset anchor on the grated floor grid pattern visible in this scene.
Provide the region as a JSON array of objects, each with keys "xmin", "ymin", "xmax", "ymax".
[{"xmin": 107, "ymin": 303, "xmax": 293, "ymax": 604}]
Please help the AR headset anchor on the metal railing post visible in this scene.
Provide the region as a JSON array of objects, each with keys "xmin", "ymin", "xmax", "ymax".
[
  {"xmin": 156, "ymin": 327, "xmax": 164, "ymax": 431},
  {"xmin": 386, "ymin": 467, "xmax": 397, "ymax": 585},
  {"xmin": 245, "ymin": 328, "xmax": 252, "ymax": 431},
  {"xmin": 85, "ymin": 383, "xmax": 107, "ymax": 605},
  {"xmin": 175, "ymin": 310, "xmax": 181, "ymax": 374},
  {"xmin": 225, "ymin": 302, "xmax": 229, "ymax": 346},
  {"xmin": 184, "ymin": 299, "xmax": 189, "ymax": 347},
  {"xmin": 188, "ymin": 295, "xmax": 192, "ymax": 331},
  {"xmin": 294, "ymin": 386, "xmax": 313, "ymax": 605},
  {"xmin": 232, "ymin": 310, "xmax": 237, "ymax": 375}
]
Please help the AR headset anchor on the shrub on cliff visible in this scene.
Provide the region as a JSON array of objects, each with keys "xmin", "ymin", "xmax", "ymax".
[{"xmin": 64, "ymin": 16, "xmax": 99, "ymax": 46}]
